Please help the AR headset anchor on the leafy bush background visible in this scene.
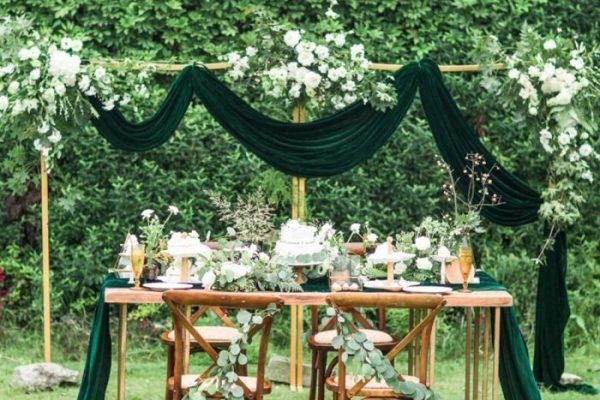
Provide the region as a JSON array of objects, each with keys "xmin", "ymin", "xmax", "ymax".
[{"xmin": 1, "ymin": 0, "xmax": 599, "ymax": 354}]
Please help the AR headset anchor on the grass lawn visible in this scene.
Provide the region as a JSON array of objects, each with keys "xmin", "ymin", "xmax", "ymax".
[{"xmin": 1, "ymin": 338, "xmax": 599, "ymax": 400}]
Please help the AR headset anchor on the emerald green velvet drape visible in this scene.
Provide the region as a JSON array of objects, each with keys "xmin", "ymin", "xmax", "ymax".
[{"xmin": 88, "ymin": 59, "xmax": 571, "ymax": 398}]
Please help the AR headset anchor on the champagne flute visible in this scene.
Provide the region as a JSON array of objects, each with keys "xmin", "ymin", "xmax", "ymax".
[
  {"xmin": 458, "ymin": 243, "xmax": 473, "ymax": 293},
  {"xmin": 131, "ymin": 244, "xmax": 145, "ymax": 290}
]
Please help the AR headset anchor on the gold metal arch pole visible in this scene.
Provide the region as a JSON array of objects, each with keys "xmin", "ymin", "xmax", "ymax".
[{"xmin": 41, "ymin": 157, "xmax": 51, "ymax": 362}]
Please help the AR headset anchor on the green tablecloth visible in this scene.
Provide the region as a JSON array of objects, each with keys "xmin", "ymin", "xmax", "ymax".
[{"xmin": 78, "ymin": 271, "xmax": 540, "ymax": 400}]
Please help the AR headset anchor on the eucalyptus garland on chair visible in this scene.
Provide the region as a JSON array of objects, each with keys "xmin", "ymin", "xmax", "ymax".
[{"xmin": 329, "ymin": 307, "xmax": 439, "ymax": 400}]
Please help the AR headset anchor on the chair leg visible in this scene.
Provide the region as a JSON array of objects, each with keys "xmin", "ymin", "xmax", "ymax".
[
  {"xmin": 165, "ymin": 345, "xmax": 174, "ymax": 400},
  {"xmin": 318, "ymin": 351, "xmax": 327, "ymax": 400},
  {"xmin": 309, "ymin": 350, "xmax": 318, "ymax": 400}
]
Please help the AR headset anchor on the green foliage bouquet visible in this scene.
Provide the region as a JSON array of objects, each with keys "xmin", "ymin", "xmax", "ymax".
[
  {"xmin": 219, "ymin": 4, "xmax": 397, "ymax": 112},
  {"xmin": 476, "ymin": 28, "xmax": 599, "ymax": 258},
  {"xmin": 0, "ymin": 15, "xmax": 150, "ymax": 169}
]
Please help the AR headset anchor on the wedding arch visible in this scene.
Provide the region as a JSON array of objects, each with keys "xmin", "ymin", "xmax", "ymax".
[{"xmin": 37, "ymin": 58, "xmax": 568, "ymax": 399}]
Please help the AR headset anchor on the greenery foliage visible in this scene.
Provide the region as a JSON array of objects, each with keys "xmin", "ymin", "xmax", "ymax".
[{"xmin": 0, "ymin": 0, "xmax": 599, "ymax": 356}]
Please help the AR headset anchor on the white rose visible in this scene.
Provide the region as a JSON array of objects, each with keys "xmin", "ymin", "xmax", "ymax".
[
  {"xmin": 0, "ymin": 95, "xmax": 8, "ymax": 111},
  {"xmin": 350, "ymin": 44, "xmax": 365, "ymax": 61},
  {"xmin": 569, "ymin": 57, "xmax": 584, "ymax": 70},
  {"xmin": 258, "ymin": 252, "xmax": 270, "ymax": 263},
  {"xmin": 94, "ymin": 66, "xmax": 106, "ymax": 80},
  {"xmin": 37, "ymin": 122, "xmax": 50, "ymax": 134},
  {"xmin": 29, "ymin": 46, "xmax": 41, "ymax": 60},
  {"xmin": 61, "ymin": 38, "xmax": 73, "ymax": 50},
  {"xmin": 11, "ymin": 100, "xmax": 24, "ymax": 115},
  {"xmin": 557, "ymin": 133, "xmax": 571, "ymax": 146},
  {"xmin": 579, "ymin": 144, "xmax": 593, "ymax": 158},
  {"xmin": 394, "ymin": 262, "xmax": 407, "ymax": 275},
  {"xmin": 30, "ymin": 69, "xmax": 41, "ymax": 81},
  {"xmin": 539, "ymin": 63, "xmax": 556, "ymax": 81},
  {"xmin": 416, "ymin": 257, "xmax": 433, "ymax": 270},
  {"xmin": 314, "ymin": 45, "xmax": 329, "ymax": 60},
  {"xmin": 333, "ymin": 33, "xmax": 345, "ymax": 47},
  {"xmin": 297, "ymin": 49, "xmax": 315, "ymax": 66},
  {"xmin": 541, "ymin": 77, "xmax": 563, "ymax": 94},
  {"xmin": 543, "ymin": 39, "xmax": 557, "ymax": 50},
  {"xmin": 201, "ymin": 269, "xmax": 216, "ymax": 290},
  {"xmin": 547, "ymin": 89, "xmax": 573, "ymax": 106},
  {"xmin": 508, "ymin": 68, "xmax": 520, "ymax": 79},
  {"xmin": 71, "ymin": 40, "xmax": 83, "ymax": 52},
  {"xmin": 42, "ymin": 88, "xmax": 55, "ymax": 103},
  {"xmin": 48, "ymin": 130, "xmax": 62, "ymax": 144},
  {"xmin": 289, "ymin": 83, "xmax": 302, "ymax": 98},
  {"xmin": 78, "ymin": 75, "xmax": 91, "ymax": 91},
  {"xmin": 565, "ymin": 127, "xmax": 577, "ymax": 138},
  {"xmin": 33, "ymin": 139, "xmax": 43, "ymax": 151},
  {"xmin": 343, "ymin": 93, "xmax": 357, "ymax": 104},
  {"xmin": 302, "ymin": 70, "xmax": 321, "ymax": 89},
  {"xmin": 366, "ymin": 233, "xmax": 378, "ymax": 243},
  {"xmin": 569, "ymin": 152, "xmax": 580, "ymax": 162},
  {"xmin": 18, "ymin": 48, "xmax": 30, "ymax": 60},
  {"xmin": 48, "ymin": 50, "xmax": 81, "ymax": 86},
  {"xmin": 350, "ymin": 223, "xmax": 361, "ymax": 234},
  {"xmin": 141, "ymin": 209, "xmax": 154, "ymax": 219},
  {"xmin": 318, "ymin": 64, "xmax": 328, "ymax": 74},
  {"xmin": 7, "ymin": 81, "xmax": 19, "ymax": 94},
  {"xmin": 284, "ymin": 30, "xmax": 301, "ymax": 47},
  {"xmin": 245, "ymin": 46, "xmax": 257, "ymax": 57},
  {"xmin": 527, "ymin": 66, "xmax": 540, "ymax": 77},
  {"xmin": 581, "ymin": 170, "xmax": 593, "ymax": 182},
  {"xmin": 414, "ymin": 236, "xmax": 431, "ymax": 251}
]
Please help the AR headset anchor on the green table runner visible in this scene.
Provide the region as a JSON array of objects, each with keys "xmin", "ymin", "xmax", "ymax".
[{"xmin": 78, "ymin": 271, "xmax": 540, "ymax": 400}]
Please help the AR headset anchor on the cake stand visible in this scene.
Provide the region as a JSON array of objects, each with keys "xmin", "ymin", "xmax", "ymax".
[{"xmin": 367, "ymin": 237, "xmax": 415, "ymax": 283}]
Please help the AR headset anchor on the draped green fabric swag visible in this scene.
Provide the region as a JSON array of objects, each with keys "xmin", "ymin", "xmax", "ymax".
[{"xmin": 88, "ymin": 59, "xmax": 573, "ymax": 399}]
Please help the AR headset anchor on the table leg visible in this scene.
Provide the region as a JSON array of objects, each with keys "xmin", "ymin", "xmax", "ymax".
[
  {"xmin": 296, "ymin": 305, "xmax": 304, "ymax": 391},
  {"xmin": 473, "ymin": 308, "xmax": 480, "ymax": 400},
  {"xmin": 183, "ymin": 306, "xmax": 191, "ymax": 374},
  {"xmin": 482, "ymin": 308, "xmax": 490, "ymax": 400},
  {"xmin": 492, "ymin": 308, "xmax": 501, "ymax": 400},
  {"xmin": 117, "ymin": 304, "xmax": 127, "ymax": 400},
  {"xmin": 408, "ymin": 309, "xmax": 414, "ymax": 376},
  {"xmin": 290, "ymin": 304, "xmax": 297, "ymax": 391},
  {"xmin": 465, "ymin": 307, "xmax": 472, "ymax": 400},
  {"xmin": 429, "ymin": 318, "xmax": 436, "ymax": 387}
]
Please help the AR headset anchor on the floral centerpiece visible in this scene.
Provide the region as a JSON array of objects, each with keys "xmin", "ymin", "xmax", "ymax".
[
  {"xmin": 219, "ymin": 6, "xmax": 397, "ymax": 112},
  {"xmin": 138, "ymin": 205, "xmax": 180, "ymax": 278},
  {"xmin": 195, "ymin": 241, "xmax": 301, "ymax": 293},
  {"xmin": 475, "ymin": 29, "xmax": 599, "ymax": 260}
]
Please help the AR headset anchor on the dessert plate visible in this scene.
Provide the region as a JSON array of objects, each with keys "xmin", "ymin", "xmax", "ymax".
[
  {"xmin": 431, "ymin": 255, "xmax": 458, "ymax": 263},
  {"xmin": 157, "ymin": 275, "xmax": 200, "ymax": 284},
  {"xmin": 403, "ymin": 286, "xmax": 453, "ymax": 294},
  {"xmin": 363, "ymin": 279, "xmax": 420, "ymax": 292},
  {"xmin": 142, "ymin": 282, "xmax": 194, "ymax": 291}
]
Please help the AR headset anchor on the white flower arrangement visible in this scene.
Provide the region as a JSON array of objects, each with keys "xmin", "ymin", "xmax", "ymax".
[
  {"xmin": 477, "ymin": 29, "xmax": 599, "ymax": 260},
  {"xmin": 0, "ymin": 16, "xmax": 151, "ymax": 169},
  {"xmin": 218, "ymin": 8, "xmax": 397, "ymax": 112}
]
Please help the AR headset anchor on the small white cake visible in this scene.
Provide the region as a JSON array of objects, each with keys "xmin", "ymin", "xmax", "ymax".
[
  {"xmin": 275, "ymin": 220, "xmax": 326, "ymax": 264},
  {"xmin": 167, "ymin": 231, "xmax": 211, "ymax": 258}
]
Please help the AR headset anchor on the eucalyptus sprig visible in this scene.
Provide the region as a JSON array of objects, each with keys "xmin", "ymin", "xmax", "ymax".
[
  {"xmin": 186, "ymin": 304, "xmax": 281, "ymax": 400},
  {"xmin": 329, "ymin": 307, "xmax": 439, "ymax": 400}
]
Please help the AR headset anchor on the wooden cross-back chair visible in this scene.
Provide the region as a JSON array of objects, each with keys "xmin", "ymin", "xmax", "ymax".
[
  {"xmin": 160, "ymin": 300, "xmax": 241, "ymax": 400},
  {"xmin": 163, "ymin": 291, "xmax": 284, "ymax": 400},
  {"xmin": 325, "ymin": 293, "xmax": 446, "ymax": 399},
  {"xmin": 308, "ymin": 305, "xmax": 397, "ymax": 400}
]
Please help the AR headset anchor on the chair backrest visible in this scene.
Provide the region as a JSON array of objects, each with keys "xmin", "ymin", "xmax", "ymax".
[
  {"xmin": 326, "ymin": 292, "xmax": 446, "ymax": 398},
  {"xmin": 163, "ymin": 291, "xmax": 284, "ymax": 400}
]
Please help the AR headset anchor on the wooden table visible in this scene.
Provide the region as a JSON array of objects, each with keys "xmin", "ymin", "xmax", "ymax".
[{"xmin": 105, "ymin": 288, "xmax": 512, "ymax": 400}]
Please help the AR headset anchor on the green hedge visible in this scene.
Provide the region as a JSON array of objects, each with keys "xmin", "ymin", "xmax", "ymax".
[{"xmin": 1, "ymin": 0, "xmax": 599, "ymax": 352}]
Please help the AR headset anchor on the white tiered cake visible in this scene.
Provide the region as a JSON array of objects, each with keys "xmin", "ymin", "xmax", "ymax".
[
  {"xmin": 167, "ymin": 231, "xmax": 211, "ymax": 258},
  {"xmin": 274, "ymin": 220, "xmax": 326, "ymax": 265}
]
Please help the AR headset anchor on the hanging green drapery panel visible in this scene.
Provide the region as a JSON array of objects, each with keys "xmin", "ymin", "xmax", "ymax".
[{"xmin": 88, "ymin": 59, "xmax": 575, "ymax": 399}]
